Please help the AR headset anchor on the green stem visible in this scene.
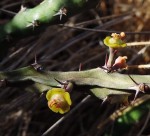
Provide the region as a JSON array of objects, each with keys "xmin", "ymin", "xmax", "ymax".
[
  {"xmin": 0, "ymin": 0, "xmax": 99, "ymax": 42},
  {"xmin": 0, "ymin": 66, "xmax": 150, "ymax": 100},
  {"xmin": 0, "ymin": 66, "xmax": 150, "ymax": 90}
]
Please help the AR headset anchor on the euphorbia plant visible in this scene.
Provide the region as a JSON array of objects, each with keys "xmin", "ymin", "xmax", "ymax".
[{"xmin": 0, "ymin": 33, "xmax": 149, "ymax": 115}]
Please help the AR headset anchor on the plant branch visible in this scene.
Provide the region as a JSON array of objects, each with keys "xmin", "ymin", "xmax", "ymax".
[
  {"xmin": 0, "ymin": 0, "xmax": 99, "ymax": 42},
  {"xmin": 0, "ymin": 66, "xmax": 150, "ymax": 95}
]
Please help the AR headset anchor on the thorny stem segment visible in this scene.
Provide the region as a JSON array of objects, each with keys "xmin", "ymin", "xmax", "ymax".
[
  {"xmin": 31, "ymin": 55, "xmax": 43, "ymax": 71},
  {"xmin": 0, "ymin": 0, "xmax": 100, "ymax": 42}
]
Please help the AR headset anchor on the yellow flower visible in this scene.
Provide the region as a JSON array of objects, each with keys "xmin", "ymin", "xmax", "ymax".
[
  {"xmin": 46, "ymin": 88, "xmax": 72, "ymax": 114},
  {"xmin": 104, "ymin": 32, "xmax": 127, "ymax": 48}
]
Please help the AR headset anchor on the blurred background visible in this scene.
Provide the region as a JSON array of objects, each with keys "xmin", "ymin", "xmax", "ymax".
[{"xmin": 0, "ymin": 0, "xmax": 150, "ymax": 136}]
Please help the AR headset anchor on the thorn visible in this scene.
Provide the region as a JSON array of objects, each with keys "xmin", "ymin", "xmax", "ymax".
[
  {"xmin": 128, "ymin": 75, "xmax": 140, "ymax": 101},
  {"xmin": 129, "ymin": 85, "xmax": 140, "ymax": 101},
  {"xmin": 26, "ymin": 19, "xmax": 39, "ymax": 30},
  {"xmin": 53, "ymin": 7, "xmax": 67, "ymax": 20},
  {"xmin": 100, "ymin": 66, "xmax": 111, "ymax": 73},
  {"xmin": 101, "ymin": 97, "xmax": 108, "ymax": 106},
  {"xmin": 128, "ymin": 75, "xmax": 149, "ymax": 101},
  {"xmin": 32, "ymin": 54, "xmax": 38, "ymax": 65},
  {"xmin": 100, "ymin": 54, "xmax": 112, "ymax": 73},
  {"xmin": 31, "ymin": 54, "xmax": 43, "ymax": 71},
  {"xmin": 54, "ymin": 79, "xmax": 73, "ymax": 92},
  {"xmin": 54, "ymin": 78, "xmax": 68, "ymax": 86},
  {"xmin": 79, "ymin": 63, "xmax": 82, "ymax": 71},
  {"xmin": 134, "ymin": 90, "xmax": 139, "ymax": 101},
  {"xmin": 34, "ymin": 54, "xmax": 37, "ymax": 64},
  {"xmin": 20, "ymin": 5, "xmax": 27, "ymax": 12}
]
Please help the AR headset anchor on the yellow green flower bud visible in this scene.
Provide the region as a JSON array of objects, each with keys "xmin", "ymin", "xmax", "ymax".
[{"xmin": 46, "ymin": 88, "xmax": 72, "ymax": 114}]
